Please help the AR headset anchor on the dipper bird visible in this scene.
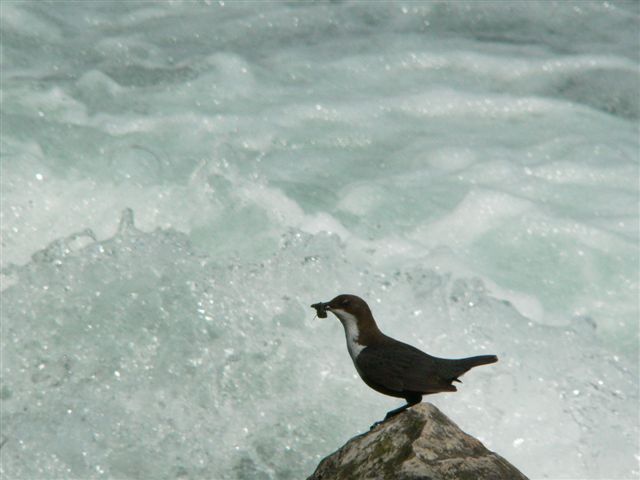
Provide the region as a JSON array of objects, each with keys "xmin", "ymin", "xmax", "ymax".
[{"xmin": 311, "ymin": 294, "xmax": 498, "ymax": 423}]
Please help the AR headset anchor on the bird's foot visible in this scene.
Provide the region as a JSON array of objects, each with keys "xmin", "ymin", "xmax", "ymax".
[
  {"xmin": 369, "ymin": 409, "xmax": 406, "ymax": 430},
  {"xmin": 369, "ymin": 419, "xmax": 386, "ymax": 430},
  {"xmin": 370, "ymin": 400, "xmax": 421, "ymax": 430}
]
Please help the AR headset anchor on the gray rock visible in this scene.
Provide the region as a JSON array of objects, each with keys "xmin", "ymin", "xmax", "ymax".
[{"xmin": 308, "ymin": 403, "xmax": 528, "ymax": 480}]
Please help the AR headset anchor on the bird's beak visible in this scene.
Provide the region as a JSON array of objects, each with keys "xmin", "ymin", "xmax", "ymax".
[{"xmin": 311, "ymin": 302, "xmax": 331, "ymax": 318}]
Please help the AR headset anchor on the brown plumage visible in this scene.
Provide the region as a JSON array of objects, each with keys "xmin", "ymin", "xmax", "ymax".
[{"xmin": 311, "ymin": 294, "xmax": 498, "ymax": 423}]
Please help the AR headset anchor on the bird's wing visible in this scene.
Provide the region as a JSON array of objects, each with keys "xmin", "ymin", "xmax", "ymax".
[{"xmin": 355, "ymin": 342, "xmax": 456, "ymax": 395}]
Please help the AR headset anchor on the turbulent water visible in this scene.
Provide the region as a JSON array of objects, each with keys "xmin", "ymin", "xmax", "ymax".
[{"xmin": 1, "ymin": 2, "xmax": 639, "ymax": 479}]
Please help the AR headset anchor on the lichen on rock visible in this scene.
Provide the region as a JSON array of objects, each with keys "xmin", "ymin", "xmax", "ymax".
[{"xmin": 308, "ymin": 403, "xmax": 528, "ymax": 480}]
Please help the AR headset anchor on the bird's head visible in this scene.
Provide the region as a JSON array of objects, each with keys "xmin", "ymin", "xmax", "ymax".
[{"xmin": 311, "ymin": 294, "xmax": 372, "ymax": 323}]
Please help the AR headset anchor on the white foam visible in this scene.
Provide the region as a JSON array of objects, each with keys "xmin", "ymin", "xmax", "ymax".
[
  {"xmin": 1, "ymin": 2, "xmax": 637, "ymax": 479},
  {"xmin": 412, "ymin": 189, "xmax": 533, "ymax": 248}
]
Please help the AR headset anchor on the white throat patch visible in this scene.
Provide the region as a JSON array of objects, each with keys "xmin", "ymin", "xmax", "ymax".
[{"xmin": 331, "ymin": 308, "xmax": 365, "ymax": 360}]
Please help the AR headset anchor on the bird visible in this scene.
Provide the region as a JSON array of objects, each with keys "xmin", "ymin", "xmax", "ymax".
[{"xmin": 311, "ymin": 294, "xmax": 498, "ymax": 424}]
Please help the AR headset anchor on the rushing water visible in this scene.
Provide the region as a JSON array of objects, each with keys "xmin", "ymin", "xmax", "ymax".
[{"xmin": 1, "ymin": 2, "xmax": 639, "ymax": 479}]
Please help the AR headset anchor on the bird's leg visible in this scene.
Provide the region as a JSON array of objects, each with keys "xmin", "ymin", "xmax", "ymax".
[
  {"xmin": 370, "ymin": 396, "xmax": 421, "ymax": 430},
  {"xmin": 384, "ymin": 395, "xmax": 421, "ymax": 420}
]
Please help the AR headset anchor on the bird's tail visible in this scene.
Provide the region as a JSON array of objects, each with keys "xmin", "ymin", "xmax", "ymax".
[
  {"xmin": 460, "ymin": 354, "xmax": 498, "ymax": 369},
  {"xmin": 450, "ymin": 354, "xmax": 498, "ymax": 381}
]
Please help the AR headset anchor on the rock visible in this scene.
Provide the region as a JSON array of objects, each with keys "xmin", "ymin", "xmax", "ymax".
[{"xmin": 308, "ymin": 403, "xmax": 528, "ymax": 480}]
